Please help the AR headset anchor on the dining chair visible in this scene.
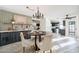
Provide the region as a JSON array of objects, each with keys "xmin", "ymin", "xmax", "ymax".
[
  {"xmin": 20, "ymin": 32, "xmax": 34, "ymax": 53},
  {"xmin": 37, "ymin": 34, "xmax": 53, "ymax": 53}
]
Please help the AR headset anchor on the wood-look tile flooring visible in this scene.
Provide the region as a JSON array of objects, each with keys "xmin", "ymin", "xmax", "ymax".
[{"xmin": 0, "ymin": 36, "xmax": 79, "ymax": 53}]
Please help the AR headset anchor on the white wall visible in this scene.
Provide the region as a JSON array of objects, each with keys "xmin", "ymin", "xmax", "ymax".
[
  {"xmin": 40, "ymin": 18, "xmax": 46, "ymax": 31},
  {"xmin": 76, "ymin": 16, "xmax": 79, "ymax": 39},
  {"xmin": 45, "ymin": 18, "xmax": 52, "ymax": 32}
]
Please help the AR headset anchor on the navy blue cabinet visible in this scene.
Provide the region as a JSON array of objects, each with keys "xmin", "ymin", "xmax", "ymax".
[
  {"xmin": 0, "ymin": 31, "xmax": 20, "ymax": 46},
  {"xmin": 0, "ymin": 31, "xmax": 31, "ymax": 46}
]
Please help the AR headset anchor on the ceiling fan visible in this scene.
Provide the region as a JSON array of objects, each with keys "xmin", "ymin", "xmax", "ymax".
[{"xmin": 62, "ymin": 14, "xmax": 76, "ymax": 19}]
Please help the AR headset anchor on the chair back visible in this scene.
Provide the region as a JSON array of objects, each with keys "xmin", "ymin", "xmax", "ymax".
[
  {"xmin": 37, "ymin": 34, "xmax": 53, "ymax": 51},
  {"xmin": 20, "ymin": 32, "xmax": 25, "ymax": 41}
]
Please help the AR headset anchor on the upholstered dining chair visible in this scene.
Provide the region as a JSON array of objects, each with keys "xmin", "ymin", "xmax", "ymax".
[
  {"xmin": 20, "ymin": 32, "xmax": 34, "ymax": 53},
  {"xmin": 37, "ymin": 34, "xmax": 53, "ymax": 53}
]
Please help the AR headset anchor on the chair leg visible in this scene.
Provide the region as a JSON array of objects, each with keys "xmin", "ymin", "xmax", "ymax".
[
  {"xmin": 50, "ymin": 49, "xmax": 52, "ymax": 53},
  {"xmin": 23, "ymin": 47, "xmax": 25, "ymax": 53}
]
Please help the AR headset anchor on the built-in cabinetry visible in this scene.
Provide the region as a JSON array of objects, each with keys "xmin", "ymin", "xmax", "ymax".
[
  {"xmin": 0, "ymin": 31, "xmax": 31, "ymax": 46},
  {"xmin": 0, "ymin": 10, "xmax": 32, "ymax": 31},
  {"xmin": 51, "ymin": 21, "xmax": 65, "ymax": 36},
  {"xmin": 0, "ymin": 31, "xmax": 20, "ymax": 46}
]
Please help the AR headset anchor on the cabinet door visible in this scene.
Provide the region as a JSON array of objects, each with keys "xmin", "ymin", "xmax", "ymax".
[
  {"xmin": 0, "ymin": 33, "xmax": 1, "ymax": 46},
  {"xmin": 0, "ymin": 33, "xmax": 9, "ymax": 45}
]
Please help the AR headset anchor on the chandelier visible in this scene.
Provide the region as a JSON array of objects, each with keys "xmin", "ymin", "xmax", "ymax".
[{"xmin": 32, "ymin": 7, "xmax": 44, "ymax": 19}]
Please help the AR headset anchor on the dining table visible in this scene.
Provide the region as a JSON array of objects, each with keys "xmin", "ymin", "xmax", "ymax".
[{"xmin": 31, "ymin": 31, "xmax": 46, "ymax": 51}]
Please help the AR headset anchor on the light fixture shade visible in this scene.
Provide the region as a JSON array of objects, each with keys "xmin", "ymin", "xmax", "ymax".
[
  {"xmin": 11, "ymin": 15, "xmax": 15, "ymax": 24},
  {"xmin": 11, "ymin": 20, "xmax": 15, "ymax": 24}
]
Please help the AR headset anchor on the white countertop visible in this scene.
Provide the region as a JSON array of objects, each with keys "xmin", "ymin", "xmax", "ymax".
[
  {"xmin": 0, "ymin": 30, "xmax": 14, "ymax": 33},
  {"xmin": 0, "ymin": 30, "xmax": 31, "ymax": 33}
]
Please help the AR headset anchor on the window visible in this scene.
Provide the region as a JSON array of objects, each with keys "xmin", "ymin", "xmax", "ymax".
[{"xmin": 68, "ymin": 21, "xmax": 75, "ymax": 37}]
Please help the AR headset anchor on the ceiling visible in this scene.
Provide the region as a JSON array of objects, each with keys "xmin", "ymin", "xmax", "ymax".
[{"xmin": 0, "ymin": 5, "xmax": 79, "ymax": 21}]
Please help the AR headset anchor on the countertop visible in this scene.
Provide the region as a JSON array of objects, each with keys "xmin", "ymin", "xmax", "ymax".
[{"xmin": 0, "ymin": 30, "xmax": 31, "ymax": 33}]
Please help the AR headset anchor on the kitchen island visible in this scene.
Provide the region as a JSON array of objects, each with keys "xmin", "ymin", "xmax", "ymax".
[{"xmin": 0, "ymin": 30, "xmax": 31, "ymax": 46}]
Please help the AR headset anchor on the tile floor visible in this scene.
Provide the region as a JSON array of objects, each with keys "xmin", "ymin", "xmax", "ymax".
[{"xmin": 0, "ymin": 36, "xmax": 79, "ymax": 53}]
